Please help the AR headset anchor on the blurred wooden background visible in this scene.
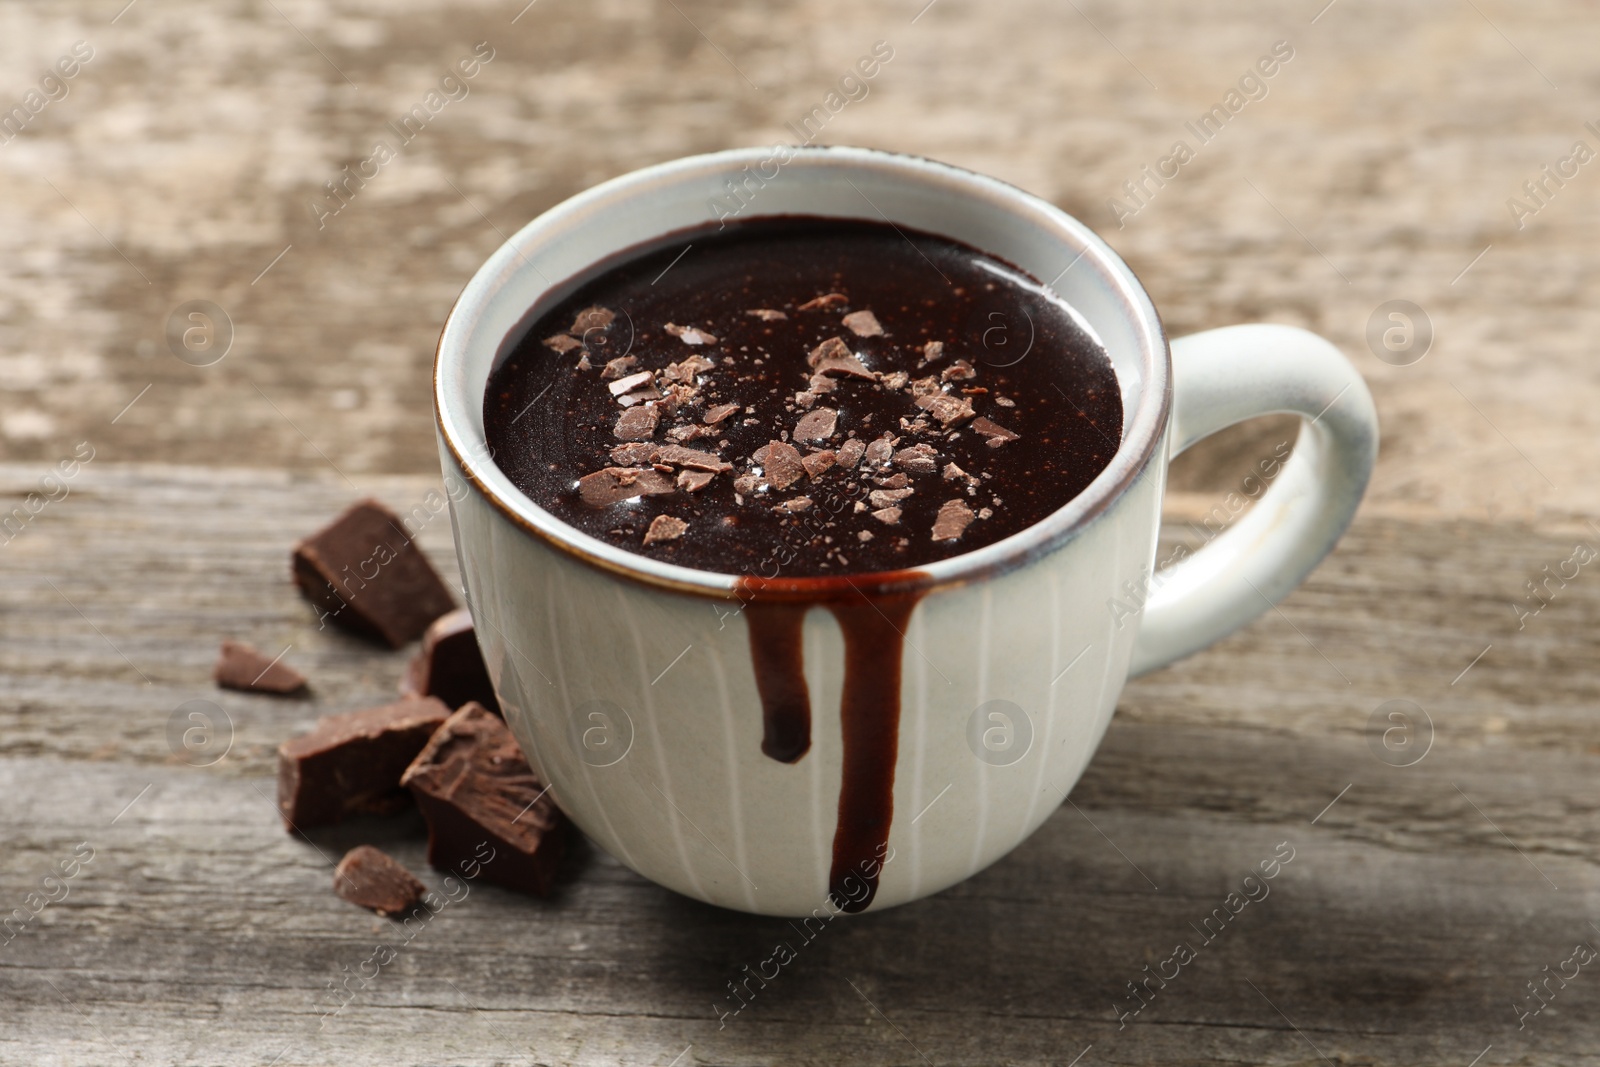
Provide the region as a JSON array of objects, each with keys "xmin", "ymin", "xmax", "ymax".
[{"xmin": 2, "ymin": 0, "xmax": 1599, "ymax": 1064}]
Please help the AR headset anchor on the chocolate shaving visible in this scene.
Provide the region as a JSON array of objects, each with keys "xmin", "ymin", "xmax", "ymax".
[
  {"xmin": 762, "ymin": 440, "xmax": 806, "ymax": 490},
  {"xmin": 799, "ymin": 293, "xmax": 848, "ymax": 310},
  {"xmin": 608, "ymin": 370, "xmax": 655, "ymax": 397},
  {"xmin": 971, "ymin": 416, "xmax": 1020, "ymax": 447},
  {"xmin": 677, "ymin": 469, "xmax": 715, "ymax": 492},
  {"xmin": 577, "ymin": 466, "xmax": 674, "ymax": 507},
  {"xmin": 836, "ymin": 438, "xmax": 866, "ymax": 468},
  {"xmin": 842, "ymin": 310, "xmax": 884, "ymax": 337},
  {"xmin": 543, "ymin": 334, "xmax": 582, "ymax": 354},
  {"xmin": 870, "ymin": 506, "xmax": 902, "ymax": 525},
  {"xmin": 333, "ymin": 846, "xmax": 425, "ymax": 917},
  {"xmin": 653, "ymin": 445, "xmax": 732, "ymax": 472},
  {"xmin": 703, "ymin": 402, "xmax": 739, "ymax": 424},
  {"xmin": 571, "ymin": 306, "xmax": 615, "ymax": 333},
  {"xmin": 664, "ymin": 322, "xmax": 717, "ymax": 345},
  {"xmin": 794, "ymin": 407, "xmax": 838, "ymax": 443},
  {"xmin": 942, "ymin": 360, "xmax": 976, "ymax": 382},
  {"xmin": 662, "ymin": 354, "xmax": 715, "ymax": 382},
  {"xmin": 600, "ymin": 355, "xmax": 638, "ymax": 380},
  {"xmin": 746, "ymin": 308, "xmax": 788, "ymax": 320},
  {"xmin": 613, "ymin": 404, "xmax": 659, "ymax": 441},
  {"xmin": 869, "ymin": 488, "xmax": 914, "ymax": 508},
  {"xmin": 931, "ymin": 498, "xmax": 976, "ymax": 541},
  {"xmin": 915, "ymin": 393, "xmax": 976, "ymax": 427},
  {"xmin": 643, "ymin": 515, "xmax": 688, "ymax": 544}
]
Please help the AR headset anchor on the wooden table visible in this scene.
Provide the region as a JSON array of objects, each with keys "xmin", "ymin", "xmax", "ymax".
[{"xmin": 4, "ymin": 0, "xmax": 1599, "ymax": 1064}]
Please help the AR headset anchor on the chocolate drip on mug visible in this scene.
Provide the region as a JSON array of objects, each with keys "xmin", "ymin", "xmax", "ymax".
[{"xmin": 736, "ymin": 575, "xmax": 926, "ymax": 913}]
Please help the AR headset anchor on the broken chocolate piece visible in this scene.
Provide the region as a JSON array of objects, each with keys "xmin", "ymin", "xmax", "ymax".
[
  {"xmin": 801, "ymin": 450, "xmax": 837, "ymax": 478},
  {"xmin": 836, "ymin": 438, "xmax": 866, "ymax": 468},
  {"xmin": 798, "ymin": 292, "xmax": 848, "ymax": 310},
  {"xmin": 644, "ymin": 514, "xmax": 688, "ymax": 544},
  {"xmin": 543, "ymin": 334, "xmax": 582, "ymax": 354},
  {"xmin": 677, "ymin": 469, "xmax": 715, "ymax": 492},
  {"xmin": 662, "ymin": 354, "xmax": 715, "ymax": 382},
  {"xmin": 746, "ymin": 308, "xmax": 788, "ymax": 321},
  {"xmin": 704, "ymin": 403, "xmax": 739, "ymax": 424},
  {"xmin": 400, "ymin": 608, "xmax": 500, "ymax": 714},
  {"xmin": 808, "ymin": 336, "xmax": 875, "ymax": 380},
  {"xmin": 763, "ymin": 441, "xmax": 806, "ymax": 490},
  {"xmin": 570, "ymin": 306, "xmax": 615, "ymax": 334},
  {"xmin": 943, "ymin": 461, "xmax": 975, "ymax": 483},
  {"xmin": 794, "ymin": 407, "xmax": 838, "ymax": 443},
  {"xmin": 971, "ymin": 416, "xmax": 1021, "ymax": 447},
  {"xmin": 333, "ymin": 845, "xmax": 426, "ymax": 917},
  {"xmin": 871, "ymin": 506, "xmax": 902, "ymax": 525},
  {"xmin": 863, "ymin": 436, "xmax": 895, "ymax": 466},
  {"xmin": 613, "ymin": 404, "xmax": 659, "ymax": 441},
  {"xmin": 608, "ymin": 370, "xmax": 655, "ymax": 397},
  {"xmin": 652, "ymin": 445, "xmax": 731, "ymax": 472},
  {"xmin": 600, "ymin": 355, "xmax": 638, "ymax": 380},
  {"xmin": 577, "ymin": 466, "xmax": 675, "ymax": 507},
  {"xmin": 842, "ymin": 310, "xmax": 884, "ymax": 337},
  {"xmin": 920, "ymin": 340, "xmax": 945, "ymax": 363},
  {"xmin": 401, "ymin": 704, "xmax": 567, "ymax": 896},
  {"xmin": 214, "ymin": 639, "xmax": 306, "ymax": 695},
  {"xmin": 916, "ymin": 393, "xmax": 976, "ymax": 427},
  {"xmin": 609, "ymin": 441, "xmax": 657, "ymax": 466},
  {"xmin": 291, "ymin": 500, "xmax": 456, "ymax": 649},
  {"xmin": 778, "ymin": 497, "xmax": 813, "ymax": 512},
  {"xmin": 942, "ymin": 360, "xmax": 976, "ymax": 382},
  {"xmin": 931, "ymin": 499, "xmax": 976, "ymax": 542},
  {"xmin": 893, "ymin": 443, "xmax": 940, "ymax": 474},
  {"xmin": 664, "ymin": 323, "xmax": 717, "ymax": 345},
  {"xmin": 277, "ymin": 696, "xmax": 451, "ymax": 831},
  {"xmin": 869, "ymin": 487, "xmax": 914, "ymax": 509}
]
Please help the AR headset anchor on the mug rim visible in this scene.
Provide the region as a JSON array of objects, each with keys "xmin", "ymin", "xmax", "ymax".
[{"xmin": 434, "ymin": 146, "xmax": 1171, "ymax": 599}]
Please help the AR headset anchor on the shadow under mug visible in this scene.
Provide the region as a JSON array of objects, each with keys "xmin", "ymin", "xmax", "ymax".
[{"xmin": 434, "ymin": 147, "xmax": 1378, "ymax": 917}]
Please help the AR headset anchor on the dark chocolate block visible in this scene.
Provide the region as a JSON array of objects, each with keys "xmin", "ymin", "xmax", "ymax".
[
  {"xmin": 213, "ymin": 639, "xmax": 307, "ymax": 695},
  {"xmin": 291, "ymin": 499, "xmax": 456, "ymax": 648},
  {"xmin": 400, "ymin": 703, "xmax": 566, "ymax": 896},
  {"xmin": 333, "ymin": 845, "xmax": 425, "ymax": 917},
  {"xmin": 277, "ymin": 696, "xmax": 450, "ymax": 831},
  {"xmin": 399, "ymin": 608, "xmax": 500, "ymax": 714}
]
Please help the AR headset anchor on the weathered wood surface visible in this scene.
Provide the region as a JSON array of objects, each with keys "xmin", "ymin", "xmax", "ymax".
[{"xmin": 2, "ymin": 463, "xmax": 1598, "ymax": 1066}]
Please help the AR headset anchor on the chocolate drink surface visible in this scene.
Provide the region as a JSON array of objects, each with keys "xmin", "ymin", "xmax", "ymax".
[{"xmin": 483, "ymin": 217, "xmax": 1122, "ymax": 577}]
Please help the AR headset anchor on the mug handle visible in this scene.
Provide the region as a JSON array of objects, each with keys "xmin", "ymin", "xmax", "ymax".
[{"xmin": 1128, "ymin": 323, "xmax": 1379, "ymax": 676}]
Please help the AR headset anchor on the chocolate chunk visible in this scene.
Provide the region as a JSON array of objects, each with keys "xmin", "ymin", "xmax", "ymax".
[
  {"xmin": 277, "ymin": 696, "xmax": 451, "ymax": 830},
  {"xmin": 869, "ymin": 487, "xmax": 914, "ymax": 508},
  {"xmin": 871, "ymin": 506, "xmax": 902, "ymax": 525},
  {"xmin": 600, "ymin": 355, "xmax": 638, "ymax": 380},
  {"xmin": 971, "ymin": 416, "xmax": 1021, "ymax": 447},
  {"xmin": 863, "ymin": 436, "xmax": 894, "ymax": 466},
  {"xmin": 644, "ymin": 514, "xmax": 688, "ymax": 544},
  {"xmin": 608, "ymin": 370, "xmax": 655, "ymax": 397},
  {"xmin": 842, "ymin": 310, "xmax": 884, "ymax": 337},
  {"xmin": 794, "ymin": 407, "xmax": 838, "ymax": 443},
  {"xmin": 292, "ymin": 500, "xmax": 456, "ymax": 648},
  {"xmin": 916, "ymin": 393, "xmax": 976, "ymax": 427},
  {"xmin": 333, "ymin": 845, "xmax": 426, "ymax": 917},
  {"xmin": 893, "ymin": 443, "xmax": 940, "ymax": 474},
  {"xmin": 664, "ymin": 322, "xmax": 717, "ymax": 344},
  {"xmin": 577, "ymin": 466, "xmax": 675, "ymax": 507},
  {"xmin": 746, "ymin": 308, "xmax": 788, "ymax": 320},
  {"xmin": 214, "ymin": 640, "xmax": 306, "ymax": 695},
  {"xmin": 613, "ymin": 404, "xmax": 659, "ymax": 441},
  {"xmin": 704, "ymin": 403, "xmax": 739, "ymax": 424},
  {"xmin": 570, "ymin": 306, "xmax": 615, "ymax": 333},
  {"xmin": 836, "ymin": 438, "xmax": 866, "ymax": 468},
  {"xmin": 400, "ymin": 704, "xmax": 567, "ymax": 896},
  {"xmin": 931, "ymin": 499, "xmax": 976, "ymax": 541},
  {"xmin": 920, "ymin": 340, "xmax": 945, "ymax": 363},
  {"xmin": 763, "ymin": 440, "xmax": 806, "ymax": 490},
  {"xmin": 942, "ymin": 360, "xmax": 976, "ymax": 382},
  {"xmin": 798, "ymin": 292, "xmax": 847, "ymax": 310},
  {"xmin": 663, "ymin": 354, "xmax": 716, "ymax": 382},
  {"xmin": 801, "ymin": 450, "xmax": 837, "ymax": 478},
  {"xmin": 677, "ymin": 469, "xmax": 715, "ymax": 492},
  {"xmin": 543, "ymin": 334, "xmax": 582, "ymax": 354},
  {"xmin": 400, "ymin": 608, "xmax": 500, "ymax": 714}
]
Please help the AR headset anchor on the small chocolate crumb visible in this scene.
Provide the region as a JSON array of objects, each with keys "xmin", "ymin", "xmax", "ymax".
[
  {"xmin": 978, "ymin": 507, "xmax": 994, "ymax": 519},
  {"xmin": 746, "ymin": 308, "xmax": 789, "ymax": 321},
  {"xmin": 794, "ymin": 407, "xmax": 838, "ymax": 443},
  {"xmin": 944, "ymin": 461, "xmax": 975, "ymax": 483},
  {"xmin": 643, "ymin": 514, "xmax": 688, "ymax": 544},
  {"xmin": 214, "ymin": 640, "xmax": 306, "ymax": 695},
  {"xmin": 994, "ymin": 396, "xmax": 1016, "ymax": 407},
  {"xmin": 857, "ymin": 530, "xmax": 874, "ymax": 542},
  {"xmin": 613, "ymin": 404, "xmax": 659, "ymax": 441},
  {"xmin": 577, "ymin": 466, "xmax": 674, "ymax": 507},
  {"xmin": 931, "ymin": 498, "xmax": 976, "ymax": 541},
  {"xmin": 920, "ymin": 340, "xmax": 945, "ymax": 363},
  {"xmin": 779, "ymin": 497, "xmax": 813, "ymax": 512},
  {"xmin": 333, "ymin": 846, "xmax": 425, "ymax": 917},
  {"xmin": 942, "ymin": 360, "xmax": 976, "ymax": 382},
  {"xmin": 799, "ymin": 292, "xmax": 848, "ymax": 310},
  {"xmin": 664, "ymin": 323, "xmax": 717, "ymax": 344},
  {"xmin": 600, "ymin": 355, "xmax": 638, "ymax": 380},
  {"xmin": 763, "ymin": 440, "xmax": 806, "ymax": 490},
  {"xmin": 571, "ymin": 306, "xmax": 615, "ymax": 333},
  {"xmin": 871, "ymin": 506, "xmax": 902, "ymax": 525},
  {"xmin": 544, "ymin": 334, "xmax": 582, "ymax": 354},
  {"xmin": 842, "ymin": 310, "xmax": 884, "ymax": 337}
]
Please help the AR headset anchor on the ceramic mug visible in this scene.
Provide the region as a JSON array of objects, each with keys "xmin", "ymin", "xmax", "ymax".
[{"xmin": 434, "ymin": 146, "xmax": 1378, "ymax": 917}]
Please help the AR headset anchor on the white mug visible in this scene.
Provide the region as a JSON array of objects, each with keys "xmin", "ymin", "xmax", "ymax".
[{"xmin": 434, "ymin": 147, "xmax": 1378, "ymax": 916}]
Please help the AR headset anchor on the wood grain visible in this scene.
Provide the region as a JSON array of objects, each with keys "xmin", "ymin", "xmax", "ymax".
[{"xmin": 2, "ymin": 462, "xmax": 1597, "ymax": 1066}]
